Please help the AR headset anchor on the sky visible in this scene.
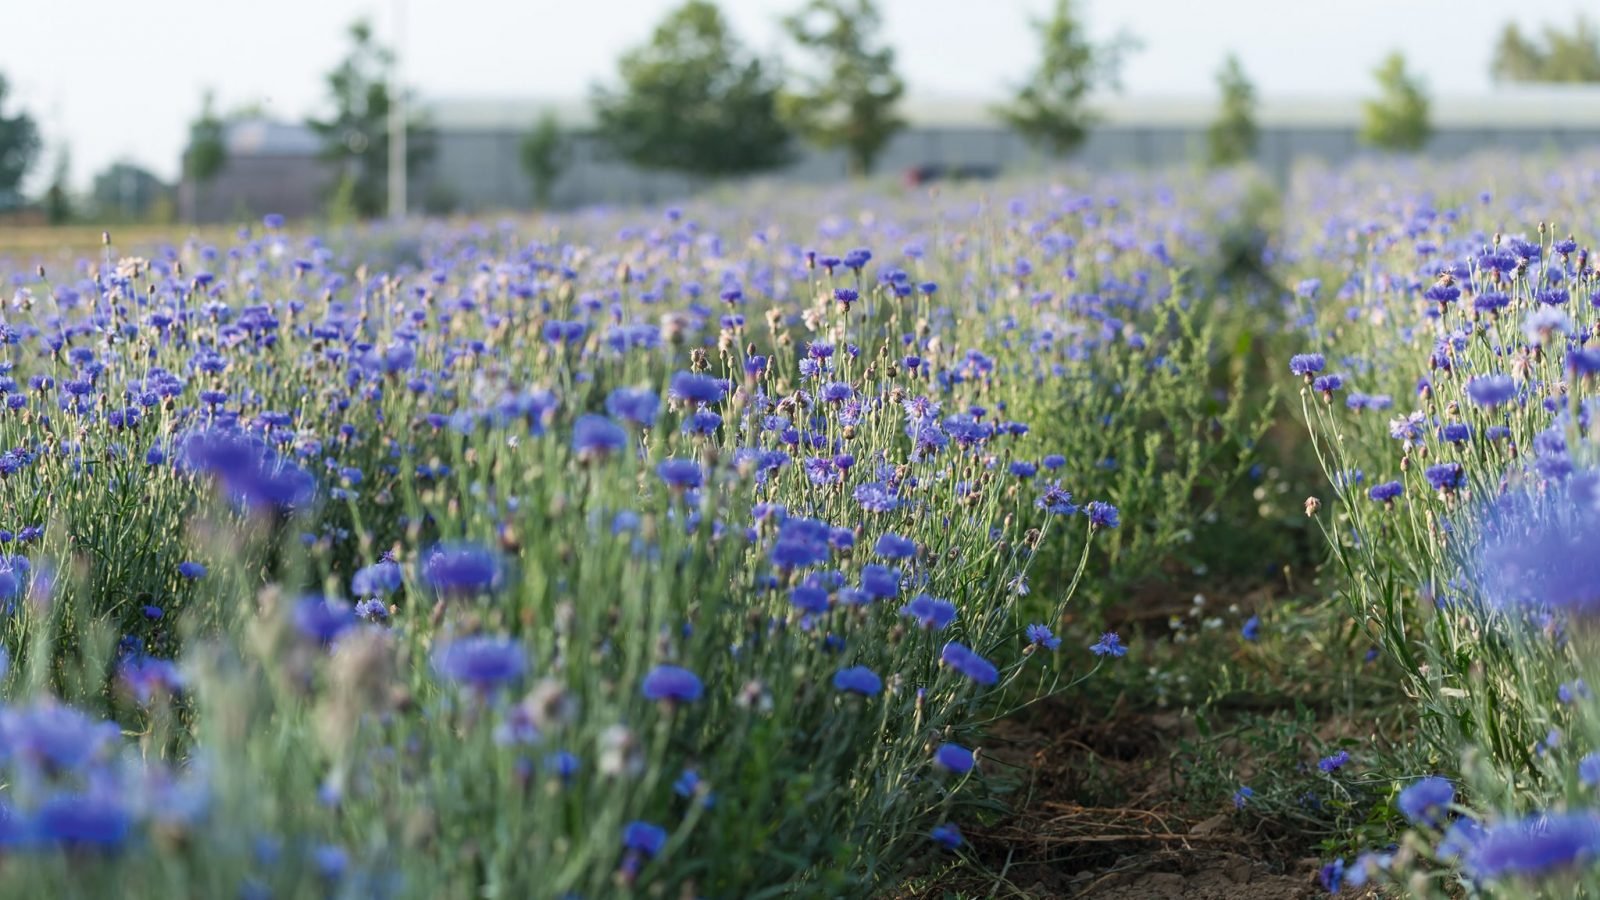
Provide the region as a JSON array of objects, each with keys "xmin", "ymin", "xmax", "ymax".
[{"xmin": 5, "ymin": 0, "xmax": 1595, "ymax": 190}]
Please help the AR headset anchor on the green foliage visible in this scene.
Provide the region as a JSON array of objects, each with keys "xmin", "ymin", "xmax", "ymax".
[
  {"xmin": 0, "ymin": 72, "xmax": 41, "ymax": 206},
  {"xmin": 306, "ymin": 19, "xmax": 432, "ymax": 219},
  {"xmin": 42, "ymin": 148, "xmax": 71, "ymax": 225},
  {"xmin": 1359, "ymin": 51, "xmax": 1431, "ymax": 153},
  {"xmin": 592, "ymin": 0, "xmax": 791, "ymax": 179},
  {"xmin": 89, "ymin": 161, "xmax": 170, "ymax": 222},
  {"xmin": 183, "ymin": 91, "xmax": 228, "ymax": 186},
  {"xmin": 1206, "ymin": 54, "xmax": 1258, "ymax": 168},
  {"xmin": 994, "ymin": 0, "xmax": 1134, "ymax": 158},
  {"xmin": 519, "ymin": 112, "xmax": 570, "ymax": 207},
  {"xmin": 779, "ymin": 0, "xmax": 904, "ymax": 176},
  {"xmin": 1491, "ymin": 15, "xmax": 1600, "ymax": 83}
]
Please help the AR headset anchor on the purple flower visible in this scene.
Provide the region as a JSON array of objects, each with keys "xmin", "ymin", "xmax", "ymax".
[
  {"xmin": 668, "ymin": 372, "xmax": 727, "ymax": 405},
  {"xmin": 1368, "ymin": 481, "xmax": 1403, "ymax": 504},
  {"xmin": 1423, "ymin": 463, "xmax": 1465, "ymax": 493},
  {"xmin": 940, "ymin": 642, "xmax": 998, "ymax": 685},
  {"xmin": 292, "ymin": 595, "xmax": 357, "ymax": 644},
  {"xmin": 1233, "ymin": 786, "xmax": 1254, "ymax": 808},
  {"xmin": 1085, "ymin": 501, "xmax": 1120, "ymax": 529},
  {"xmin": 118, "ymin": 655, "xmax": 184, "ymax": 703},
  {"xmin": 352, "ymin": 560, "xmax": 404, "ymax": 597},
  {"xmin": 422, "ymin": 543, "xmax": 507, "ymax": 596},
  {"xmin": 930, "ymin": 822, "xmax": 963, "ymax": 850},
  {"xmin": 1464, "ymin": 812, "xmax": 1600, "ymax": 881},
  {"xmin": 0, "ymin": 702, "xmax": 120, "ymax": 771},
  {"xmin": 642, "ymin": 665, "xmax": 703, "ymax": 703},
  {"xmin": 1025, "ymin": 623, "xmax": 1061, "ymax": 650},
  {"xmin": 178, "ymin": 561, "xmax": 206, "ymax": 580},
  {"xmin": 873, "ymin": 533, "xmax": 916, "ymax": 560},
  {"xmin": 1290, "ymin": 353, "xmax": 1326, "ymax": 378},
  {"xmin": 833, "ymin": 665, "xmax": 882, "ymax": 696},
  {"xmin": 623, "ymin": 820, "xmax": 667, "ymax": 857},
  {"xmin": 656, "ymin": 459, "xmax": 703, "ymax": 490},
  {"xmin": 899, "ymin": 594, "xmax": 956, "ymax": 630},
  {"xmin": 1318, "ymin": 750, "xmax": 1350, "ymax": 773},
  {"xmin": 934, "ymin": 743, "xmax": 975, "ymax": 774},
  {"xmin": 606, "ymin": 387, "xmax": 660, "ymax": 425},
  {"xmin": 1311, "ymin": 374, "xmax": 1344, "ymax": 394},
  {"xmin": 572, "ymin": 414, "xmax": 628, "ymax": 460},
  {"xmin": 790, "ymin": 584, "xmax": 830, "ymax": 614},
  {"xmin": 1396, "ymin": 776, "xmax": 1453, "ymax": 826},
  {"xmin": 1318, "ymin": 858, "xmax": 1345, "ymax": 893},
  {"xmin": 1465, "ymin": 374, "xmax": 1516, "ymax": 408},
  {"xmin": 1036, "ymin": 482, "xmax": 1077, "ymax": 516},
  {"xmin": 1090, "ymin": 632, "xmax": 1127, "ymax": 657},
  {"xmin": 859, "ymin": 564, "xmax": 900, "ymax": 600},
  {"xmin": 1241, "ymin": 616, "xmax": 1261, "ymax": 641},
  {"xmin": 432, "ymin": 636, "xmax": 528, "ymax": 694}
]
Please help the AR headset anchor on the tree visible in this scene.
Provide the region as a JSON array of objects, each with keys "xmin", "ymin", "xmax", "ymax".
[
  {"xmin": 994, "ymin": 0, "xmax": 1135, "ymax": 158},
  {"xmin": 520, "ymin": 112, "xmax": 569, "ymax": 207},
  {"xmin": 43, "ymin": 148, "xmax": 71, "ymax": 225},
  {"xmin": 593, "ymin": 1, "xmax": 791, "ymax": 179},
  {"xmin": 1206, "ymin": 53, "xmax": 1257, "ymax": 167},
  {"xmin": 183, "ymin": 91, "xmax": 228, "ymax": 224},
  {"xmin": 0, "ymin": 73, "xmax": 41, "ymax": 209},
  {"xmin": 1360, "ymin": 51, "xmax": 1431, "ymax": 153},
  {"xmin": 780, "ymin": 0, "xmax": 904, "ymax": 177},
  {"xmin": 1491, "ymin": 16, "xmax": 1600, "ymax": 82},
  {"xmin": 306, "ymin": 19, "xmax": 432, "ymax": 219},
  {"xmin": 90, "ymin": 161, "xmax": 170, "ymax": 222}
]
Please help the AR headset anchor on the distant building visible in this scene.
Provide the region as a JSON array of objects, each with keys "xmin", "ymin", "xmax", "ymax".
[
  {"xmin": 179, "ymin": 119, "xmax": 329, "ymax": 223},
  {"xmin": 179, "ymin": 88, "xmax": 1600, "ymax": 223}
]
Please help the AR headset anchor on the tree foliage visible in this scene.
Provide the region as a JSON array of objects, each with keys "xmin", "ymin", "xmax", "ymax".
[
  {"xmin": 1206, "ymin": 54, "xmax": 1258, "ymax": 167},
  {"xmin": 1492, "ymin": 16, "xmax": 1600, "ymax": 83},
  {"xmin": 306, "ymin": 20, "xmax": 432, "ymax": 218},
  {"xmin": 0, "ymin": 73, "xmax": 41, "ymax": 207},
  {"xmin": 995, "ymin": 0, "xmax": 1134, "ymax": 158},
  {"xmin": 184, "ymin": 91, "xmax": 228, "ymax": 185},
  {"xmin": 1360, "ymin": 51, "xmax": 1431, "ymax": 153},
  {"xmin": 91, "ymin": 161, "xmax": 170, "ymax": 221},
  {"xmin": 593, "ymin": 0, "xmax": 791, "ymax": 179},
  {"xmin": 780, "ymin": 0, "xmax": 904, "ymax": 177},
  {"xmin": 520, "ymin": 112, "xmax": 570, "ymax": 207}
]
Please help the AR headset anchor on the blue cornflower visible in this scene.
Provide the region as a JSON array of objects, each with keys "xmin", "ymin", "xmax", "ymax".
[
  {"xmin": 1241, "ymin": 616, "xmax": 1261, "ymax": 641},
  {"xmin": 1318, "ymin": 750, "xmax": 1351, "ymax": 773},
  {"xmin": 572, "ymin": 414, "xmax": 628, "ymax": 460},
  {"xmin": 1580, "ymin": 753, "xmax": 1600, "ymax": 786},
  {"xmin": 1464, "ymin": 812, "xmax": 1600, "ymax": 881},
  {"xmin": 1025, "ymin": 623, "xmax": 1061, "ymax": 650},
  {"xmin": 432, "ymin": 636, "xmax": 527, "ymax": 694},
  {"xmin": 1290, "ymin": 353, "xmax": 1326, "ymax": 379},
  {"xmin": 1368, "ymin": 481, "xmax": 1403, "ymax": 504},
  {"xmin": 656, "ymin": 459, "xmax": 703, "ymax": 490},
  {"xmin": 1396, "ymin": 776, "xmax": 1453, "ymax": 826},
  {"xmin": 1465, "ymin": 374, "xmax": 1517, "ymax": 408},
  {"xmin": 940, "ymin": 642, "xmax": 998, "ymax": 685},
  {"xmin": 422, "ymin": 542, "xmax": 506, "ymax": 596},
  {"xmin": 623, "ymin": 821, "xmax": 667, "ymax": 857},
  {"xmin": 1233, "ymin": 786, "xmax": 1254, "ymax": 808},
  {"xmin": 833, "ymin": 666, "xmax": 883, "ymax": 696},
  {"xmin": 606, "ymin": 387, "xmax": 660, "ymax": 425},
  {"xmin": 859, "ymin": 564, "xmax": 901, "ymax": 600},
  {"xmin": 292, "ymin": 595, "xmax": 357, "ymax": 644},
  {"xmin": 1090, "ymin": 632, "xmax": 1127, "ymax": 657},
  {"xmin": 1085, "ymin": 502, "xmax": 1120, "ymax": 529},
  {"xmin": 899, "ymin": 594, "xmax": 956, "ymax": 630},
  {"xmin": 641, "ymin": 665, "xmax": 703, "ymax": 703},
  {"xmin": 352, "ymin": 559, "xmax": 404, "ymax": 597},
  {"xmin": 934, "ymin": 743, "xmax": 975, "ymax": 774},
  {"xmin": 1318, "ymin": 858, "xmax": 1345, "ymax": 893},
  {"xmin": 874, "ymin": 533, "xmax": 917, "ymax": 560},
  {"xmin": 178, "ymin": 561, "xmax": 206, "ymax": 580},
  {"xmin": 1423, "ymin": 463, "xmax": 1465, "ymax": 493},
  {"xmin": 930, "ymin": 823, "xmax": 963, "ymax": 850},
  {"xmin": 668, "ymin": 372, "xmax": 727, "ymax": 405},
  {"xmin": 1036, "ymin": 482, "xmax": 1077, "ymax": 516}
]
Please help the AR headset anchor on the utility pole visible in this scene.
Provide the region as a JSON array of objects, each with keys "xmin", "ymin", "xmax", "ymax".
[{"xmin": 387, "ymin": 0, "xmax": 407, "ymax": 222}]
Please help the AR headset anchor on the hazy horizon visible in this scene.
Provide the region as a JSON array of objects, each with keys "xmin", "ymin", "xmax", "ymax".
[{"xmin": 8, "ymin": 0, "xmax": 1596, "ymax": 190}]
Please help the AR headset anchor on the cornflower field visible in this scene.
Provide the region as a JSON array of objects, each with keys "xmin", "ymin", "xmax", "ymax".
[{"xmin": 7, "ymin": 153, "xmax": 1600, "ymax": 899}]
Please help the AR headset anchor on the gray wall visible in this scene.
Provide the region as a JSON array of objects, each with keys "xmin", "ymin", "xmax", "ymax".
[{"xmin": 188, "ymin": 123, "xmax": 1600, "ymax": 221}]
